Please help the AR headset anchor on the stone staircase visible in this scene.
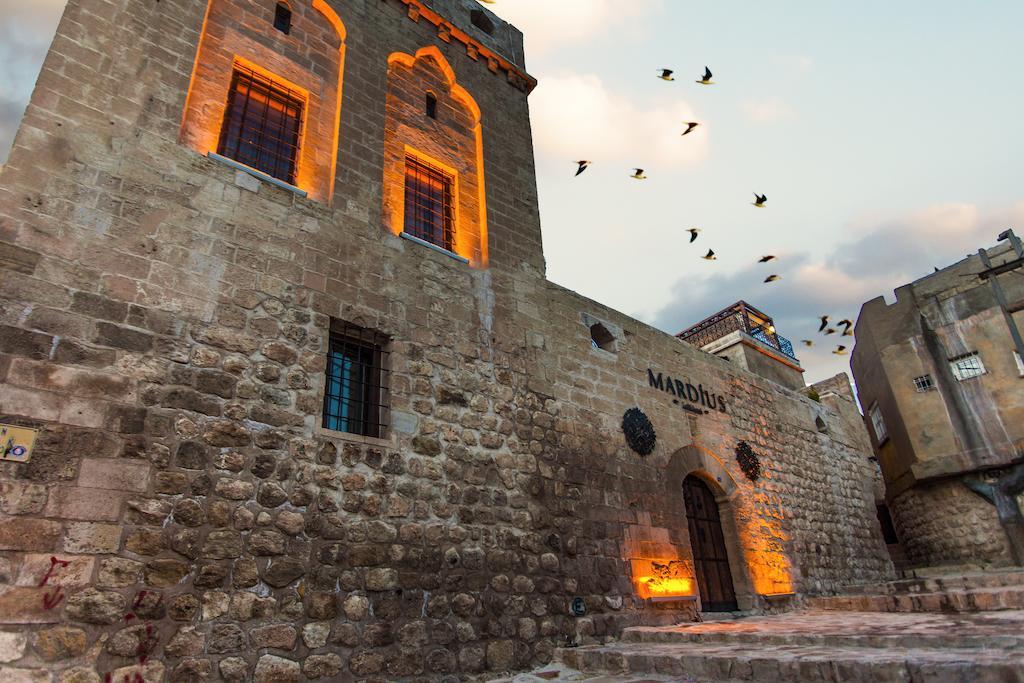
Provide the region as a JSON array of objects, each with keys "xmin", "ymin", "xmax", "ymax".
[
  {"xmin": 808, "ymin": 567, "xmax": 1024, "ymax": 613},
  {"xmin": 508, "ymin": 569, "xmax": 1024, "ymax": 682},
  {"xmin": 550, "ymin": 610, "xmax": 1024, "ymax": 682}
]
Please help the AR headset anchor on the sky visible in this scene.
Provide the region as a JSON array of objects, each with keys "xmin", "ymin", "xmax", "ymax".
[{"xmin": 2, "ymin": 1, "xmax": 1023, "ymax": 386}]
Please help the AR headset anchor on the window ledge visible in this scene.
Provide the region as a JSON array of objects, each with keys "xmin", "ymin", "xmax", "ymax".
[
  {"xmin": 317, "ymin": 427, "xmax": 394, "ymax": 449},
  {"xmin": 400, "ymin": 232, "xmax": 469, "ymax": 264},
  {"xmin": 207, "ymin": 152, "xmax": 308, "ymax": 198}
]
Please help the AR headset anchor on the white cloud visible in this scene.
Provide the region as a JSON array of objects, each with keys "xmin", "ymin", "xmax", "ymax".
[
  {"xmin": 651, "ymin": 202, "xmax": 1024, "ymax": 383},
  {"xmin": 491, "ymin": 0, "xmax": 660, "ymax": 56},
  {"xmin": 741, "ymin": 96, "xmax": 795, "ymax": 123},
  {"xmin": 529, "ymin": 73, "xmax": 709, "ymax": 167}
]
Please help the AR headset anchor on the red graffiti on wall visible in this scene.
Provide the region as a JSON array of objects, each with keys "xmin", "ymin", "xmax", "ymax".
[
  {"xmin": 100, "ymin": 590, "xmax": 163, "ymax": 683},
  {"xmin": 38, "ymin": 556, "xmax": 70, "ymax": 610}
]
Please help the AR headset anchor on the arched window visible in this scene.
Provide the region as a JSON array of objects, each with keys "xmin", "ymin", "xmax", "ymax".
[{"xmin": 274, "ymin": 2, "xmax": 293, "ymax": 34}]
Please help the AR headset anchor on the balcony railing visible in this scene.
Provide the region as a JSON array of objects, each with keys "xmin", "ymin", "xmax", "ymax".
[{"xmin": 678, "ymin": 303, "xmax": 798, "ymax": 362}]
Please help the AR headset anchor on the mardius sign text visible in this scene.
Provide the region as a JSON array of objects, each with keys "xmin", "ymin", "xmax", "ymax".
[{"xmin": 647, "ymin": 369, "xmax": 728, "ymax": 415}]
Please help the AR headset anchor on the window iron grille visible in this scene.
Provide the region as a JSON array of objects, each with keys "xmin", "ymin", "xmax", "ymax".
[
  {"xmin": 913, "ymin": 375, "xmax": 935, "ymax": 392},
  {"xmin": 949, "ymin": 352, "xmax": 985, "ymax": 381},
  {"xmin": 323, "ymin": 322, "xmax": 389, "ymax": 438},
  {"xmin": 404, "ymin": 155, "xmax": 455, "ymax": 252},
  {"xmin": 218, "ymin": 66, "xmax": 304, "ymax": 185}
]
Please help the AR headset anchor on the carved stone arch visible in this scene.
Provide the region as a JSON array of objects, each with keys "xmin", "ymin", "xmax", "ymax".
[
  {"xmin": 669, "ymin": 445, "xmax": 756, "ymax": 610},
  {"xmin": 383, "ymin": 46, "xmax": 488, "ymax": 266},
  {"xmin": 181, "ymin": 0, "xmax": 347, "ymax": 202}
]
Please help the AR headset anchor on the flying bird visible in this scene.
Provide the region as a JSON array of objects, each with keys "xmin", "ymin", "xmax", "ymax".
[
  {"xmin": 764, "ymin": 275, "xmax": 781, "ymax": 283},
  {"xmin": 696, "ymin": 66, "xmax": 714, "ymax": 85},
  {"xmin": 801, "ymin": 340, "xmax": 814, "ymax": 347},
  {"xmin": 818, "ymin": 316, "xmax": 830, "ymax": 332},
  {"xmin": 630, "ymin": 168, "xmax": 647, "ymax": 180},
  {"xmin": 682, "ymin": 122, "xmax": 699, "ymax": 136},
  {"xmin": 759, "ymin": 255, "xmax": 777, "ymax": 263},
  {"xmin": 687, "ymin": 228, "xmax": 701, "ymax": 243},
  {"xmin": 574, "ymin": 160, "xmax": 592, "ymax": 177},
  {"xmin": 839, "ymin": 319, "xmax": 855, "ymax": 336},
  {"xmin": 753, "ymin": 193, "xmax": 768, "ymax": 208},
  {"xmin": 702, "ymin": 249, "xmax": 717, "ymax": 261},
  {"xmin": 833, "ymin": 346, "xmax": 848, "ymax": 356},
  {"xmin": 658, "ymin": 69, "xmax": 675, "ymax": 81},
  {"xmin": 824, "ymin": 328, "xmax": 838, "ymax": 336}
]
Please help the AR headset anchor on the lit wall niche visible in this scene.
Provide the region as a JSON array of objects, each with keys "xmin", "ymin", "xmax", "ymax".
[
  {"xmin": 181, "ymin": 0, "xmax": 346, "ymax": 202},
  {"xmin": 383, "ymin": 47, "xmax": 488, "ymax": 267}
]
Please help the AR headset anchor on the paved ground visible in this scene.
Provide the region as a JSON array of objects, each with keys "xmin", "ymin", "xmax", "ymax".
[{"xmin": 493, "ymin": 610, "xmax": 1024, "ymax": 682}]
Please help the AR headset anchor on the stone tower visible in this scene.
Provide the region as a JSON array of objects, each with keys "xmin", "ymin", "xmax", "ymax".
[{"xmin": 0, "ymin": 1, "xmax": 892, "ymax": 680}]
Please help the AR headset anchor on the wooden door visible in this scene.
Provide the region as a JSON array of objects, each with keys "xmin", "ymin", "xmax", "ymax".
[{"xmin": 683, "ymin": 475, "xmax": 738, "ymax": 612}]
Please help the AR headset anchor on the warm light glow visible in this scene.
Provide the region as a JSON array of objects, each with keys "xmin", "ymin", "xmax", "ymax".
[
  {"xmin": 637, "ymin": 576, "xmax": 695, "ymax": 599},
  {"xmin": 384, "ymin": 47, "xmax": 488, "ymax": 266},
  {"xmin": 630, "ymin": 558, "xmax": 696, "ymax": 600}
]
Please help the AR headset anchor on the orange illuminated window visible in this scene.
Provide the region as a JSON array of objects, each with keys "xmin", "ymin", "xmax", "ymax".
[
  {"xmin": 218, "ymin": 67, "xmax": 304, "ymax": 185},
  {"xmin": 403, "ymin": 155, "xmax": 455, "ymax": 251}
]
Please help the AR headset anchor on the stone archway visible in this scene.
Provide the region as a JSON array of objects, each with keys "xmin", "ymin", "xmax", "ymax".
[{"xmin": 668, "ymin": 445, "xmax": 757, "ymax": 611}]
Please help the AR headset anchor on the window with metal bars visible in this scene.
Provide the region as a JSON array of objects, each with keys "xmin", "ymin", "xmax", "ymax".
[
  {"xmin": 403, "ymin": 155, "xmax": 455, "ymax": 252},
  {"xmin": 913, "ymin": 374, "xmax": 935, "ymax": 392},
  {"xmin": 949, "ymin": 351, "xmax": 985, "ymax": 381},
  {"xmin": 322, "ymin": 323, "xmax": 389, "ymax": 438},
  {"xmin": 218, "ymin": 66, "xmax": 304, "ymax": 185}
]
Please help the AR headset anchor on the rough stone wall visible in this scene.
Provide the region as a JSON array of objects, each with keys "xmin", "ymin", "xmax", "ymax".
[
  {"xmin": 0, "ymin": 0, "xmax": 891, "ymax": 681},
  {"xmin": 890, "ymin": 478, "xmax": 1013, "ymax": 569}
]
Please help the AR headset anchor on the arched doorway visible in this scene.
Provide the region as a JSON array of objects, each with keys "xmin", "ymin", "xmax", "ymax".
[{"xmin": 684, "ymin": 474, "xmax": 738, "ymax": 612}]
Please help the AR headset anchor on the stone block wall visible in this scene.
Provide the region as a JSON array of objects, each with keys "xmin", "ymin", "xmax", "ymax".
[
  {"xmin": 890, "ymin": 478, "xmax": 1012, "ymax": 568},
  {"xmin": 0, "ymin": 0, "xmax": 892, "ymax": 680}
]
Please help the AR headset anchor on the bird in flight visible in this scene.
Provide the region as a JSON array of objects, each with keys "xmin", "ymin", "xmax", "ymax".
[
  {"xmin": 702, "ymin": 249, "xmax": 717, "ymax": 261},
  {"xmin": 764, "ymin": 275, "xmax": 781, "ymax": 283},
  {"xmin": 833, "ymin": 346, "xmax": 848, "ymax": 356},
  {"xmin": 682, "ymin": 122, "xmax": 699, "ymax": 136},
  {"xmin": 824, "ymin": 328, "xmax": 838, "ymax": 336},
  {"xmin": 687, "ymin": 228, "xmax": 701, "ymax": 243},
  {"xmin": 696, "ymin": 67, "xmax": 714, "ymax": 85},
  {"xmin": 753, "ymin": 193, "xmax": 768, "ymax": 208},
  {"xmin": 818, "ymin": 316, "xmax": 830, "ymax": 332},
  {"xmin": 838, "ymin": 319, "xmax": 854, "ymax": 336},
  {"xmin": 658, "ymin": 69, "xmax": 675, "ymax": 81},
  {"xmin": 630, "ymin": 168, "xmax": 647, "ymax": 180},
  {"xmin": 574, "ymin": 160, "xmax": 592, "ymax": 177},
  {"xmin": 801, "ymin": 340, "xmax": 814, "ymax": 347},
  {"xmin": 759, "ymin": 255, "xmax": 777, "ymax": 263}
]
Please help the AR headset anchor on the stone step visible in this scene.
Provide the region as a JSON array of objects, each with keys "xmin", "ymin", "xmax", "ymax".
[
  {"xmin": 838, "ymin": 568, "xmax": 1024, "ymax": 596},
  {"xmin": 809, "ymin": 585, "xmax": 1024, "ymax": 613},
  {"xmin": 618, "ymin": 614, "xmax": 1024, "ymax": 651},
  {"xmin": 557, "ymin": 640, "xmax": 1024, "ymax": 682}
]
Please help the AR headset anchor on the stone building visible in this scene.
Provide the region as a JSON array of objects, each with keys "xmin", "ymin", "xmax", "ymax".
[
  {"xmin": 852, "ymin": 234, "xmax": 1024, "ymax": 570},
  {"xmin": 0, "ymin": 0, "xmax": 891, "ymax": 680}
]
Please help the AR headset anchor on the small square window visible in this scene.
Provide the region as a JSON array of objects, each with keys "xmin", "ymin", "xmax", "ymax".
[
  {"xmin": 323, "ymin": 322, "xmax": 389, "ymax": 438},
  {"xmin": 404, "ymin": 155, "xmax": 455, "ymax": 252},
  {"xmin": 913, "ymin": 375, "xmax": 934, "ymax": 392},
  {"xmin": 949, "ymin": 352, "xmax": 985, "ymax": 381},
  {"xmin": 869, "ymin": 403, "xmax": 888, "ymax": 444},
  {"xmin": 274, "ymin": 3, "xmax": 292, "ymax": 34},
  {"xmin": 218, "ymin": 66, "xmax": 304, "ymax": 185}
]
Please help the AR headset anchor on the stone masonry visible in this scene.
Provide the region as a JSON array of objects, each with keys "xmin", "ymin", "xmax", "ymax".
[{"xmin": 0, "ymin": 0, "xmax": 893, "ymax": 680}]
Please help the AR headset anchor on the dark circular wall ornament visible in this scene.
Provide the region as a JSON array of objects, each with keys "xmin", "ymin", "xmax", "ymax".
[
  {"xmin": 622, "ymin": 407, "xmax": 657, "ymax": 456},
  {"xmin": 735, "ymin": 441, "xmax": 762, "ymax": 482}
]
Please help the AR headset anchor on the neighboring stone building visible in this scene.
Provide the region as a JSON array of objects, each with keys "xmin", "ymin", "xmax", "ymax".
[
  {"xmin": 0, "ymin": 0, "xmax": 891, "ymax": 680},
  {"xmin": 852, "ymin": 235, "xmax": 1024, "ymax": 569}
]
